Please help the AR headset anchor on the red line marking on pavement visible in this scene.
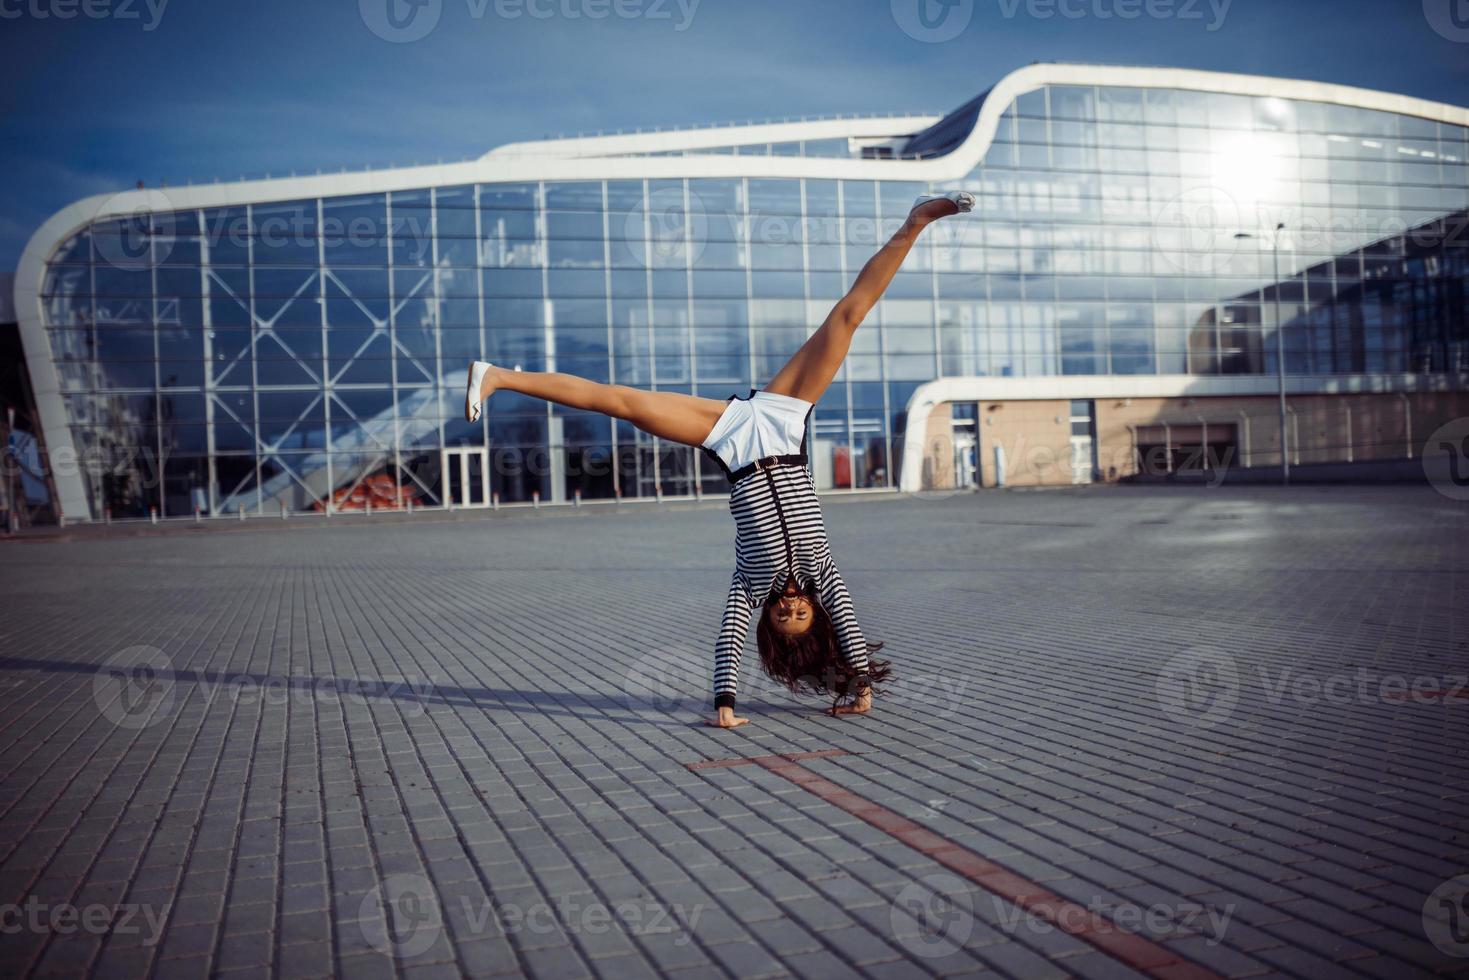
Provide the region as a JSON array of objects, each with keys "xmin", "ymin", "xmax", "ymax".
[
  {"xmin": 1382, "ymin": 689, "xmax": 1468, "ymax": 702},
  {"xmin": 685, "ymin": 748, "xmax": 850, "ymax": 770},
  {"xmin": 689, "ymin": 752, "xmax": 1222, "ymax": 980}
]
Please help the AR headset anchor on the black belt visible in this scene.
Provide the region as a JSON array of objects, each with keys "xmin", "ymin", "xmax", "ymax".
[{"xmin": 728, "ymin": 453, "xmax": 807, "ymax": 485}]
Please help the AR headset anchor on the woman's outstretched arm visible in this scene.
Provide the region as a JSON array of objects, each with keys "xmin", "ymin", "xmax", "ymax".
[
  {"xmin": 814, "ymin": 554, "xmax": 874, "ymax": 715},
  {"xmin": 709, "ymin": 573, "xmax": 757, "ymax": 728},
  {"xmin": 763, "ymin": 196, "xmax": 964, "ymax": 405}
]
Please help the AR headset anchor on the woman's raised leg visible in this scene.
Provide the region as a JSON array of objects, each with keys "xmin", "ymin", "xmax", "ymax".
[
  {"xmin": 763, "ymin": 196, "xmax": 964, "ymax": 405},
  {"xmin": 476, "ymin": 366, "xmax": 727, "ymax": 448}
]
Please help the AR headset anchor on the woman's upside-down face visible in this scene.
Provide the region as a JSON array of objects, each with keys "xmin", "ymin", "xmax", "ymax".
[{"xmin": 767, "ymin": 580, "xmax": 815, "ymax": 636}]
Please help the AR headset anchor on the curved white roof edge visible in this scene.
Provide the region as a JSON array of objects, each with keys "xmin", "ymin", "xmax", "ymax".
[
  {"xmin": 483, "ymin": 115, "xmax": 943, "ymax": 159},
  {"xmin": 17, "ymin": 62, "xmax": 1469, "ymax": 520},
  {"xmin": 897, "ymin": 372, "xmax": 1468, "ymax": 492}
]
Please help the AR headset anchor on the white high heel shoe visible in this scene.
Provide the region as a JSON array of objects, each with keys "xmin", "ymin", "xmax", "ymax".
[
  {"xmin": 912, "ymin": 190, "xmax": 977, "ymax": 215},
  {"xmin": 465, "ymin": 361, "xmax": 523, "ymax": 422}
]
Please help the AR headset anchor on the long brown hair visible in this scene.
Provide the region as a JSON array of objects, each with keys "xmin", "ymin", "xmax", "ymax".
[{"xmin": 755, "ymin": 585, "xmax": 892, "ymax": 712}]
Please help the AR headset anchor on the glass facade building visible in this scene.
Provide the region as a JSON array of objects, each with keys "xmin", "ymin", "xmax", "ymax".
[{"xmin": 17, "ymin": 64, "xmax": 1469, "ymax": 520}]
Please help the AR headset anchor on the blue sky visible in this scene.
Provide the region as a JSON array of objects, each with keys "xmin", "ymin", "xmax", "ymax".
[{"xmin": 0, "ymin": 0, "xmax": 1465, "ymax": 270}]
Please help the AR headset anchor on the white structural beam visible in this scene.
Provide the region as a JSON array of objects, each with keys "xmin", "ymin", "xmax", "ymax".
[
  {"xmin": 897, "ymin": 372, "xmax": 1469, "ymax": 493},
  {"xmin": 484, "ymin": 115, "xmax": 943, "ymax": 159}
]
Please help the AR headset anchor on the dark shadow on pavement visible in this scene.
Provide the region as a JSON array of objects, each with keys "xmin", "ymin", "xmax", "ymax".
[{"xmin": 0, "ymin": 656, "xmax": 699, "ymax": 727}]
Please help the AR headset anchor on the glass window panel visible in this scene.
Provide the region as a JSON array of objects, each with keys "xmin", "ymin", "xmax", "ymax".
[
  {"xmin": 749, "ymin": 270, "xmax": 802, "ymax": 297},
  {"xmin": 478, "ymin": 182, "xmax": 537, "ymax": 210},
  {"xmin": 1142, "ymin": 89, "xmax": 1177, "ymax": 125},
  {"xmin": 750, "ymin": 238, "xmax": 801, "ymax": 271},
  {"xmin": 553, "ymin": 324, "xmax": 609, "ymax": 358},
  {"xmin": 481, "ymin": 204, "xmax": 538, "ymax": 243},
  {"xmin": 252, "ymin": 200, "xmax": 318, "ymax": 266},
  {"xmin": 1204, "ymin": 93, "xmax": 1252, "ymax": 130},
  {"xmin": 481, "ymin": 267, "xmax": 540, "ymax": 299},
  {"xmin": 885, "ymin": 327, "xmax": 934, "ymax": 355},
  {"xmin": 841, "ymin": 181, "xmax": 877, "ymax": 220},
  {"xmin": 542, "ymin": 267, "xmax": 601, "ymax": 297},
  {"xmin": 438, "ymin": 328, "xmax": 481, "ymax": 360},
  {"xmin": 1097, "ymin": 88, "xmax": 1143, "ymax": 122},
  {"xmin": 1015, "ymin": 89, "xmax": 1045, "ymax": 118},
  {"xmin": 880, "ymin": 299, "xmax": 932, "ymax": 329},
  {"xmin": 389, "ymin": 234, "xmax": 434, "ymax": 269},
  {"xmin": 643, "ymin": 270, "xmax": 680, "ymax": 300},
  {"xmin": 435, "ymin": 184, "xmax": 476, "ymax": 221},
  {"xmin": 332, "ymin": 333, "xmax": 394, "ymax": 385},
  {"xmin": 747, "ymin": 179, "xmax": 802, "ymax": 221},
  {"xmin": 321, "ymin": 194, "xmax": 388, "ymax": 267},
  {"xmin": 546, "ymin": 207, "xmax": 603, "ymax": 245},
  {"xmin": 52, "ymin": 231, "xmax": 92, "ymax": 265},
  {"xmin": 437, "ymin": 231, "xmax": 477, "ymax": 269},
  {"xmin": 694, "ymin": 239, "xmax": 743, "ymax": 270},
  {"xmin": 201, "ymin": 208, "xmax": 251, "ymax": 265},
  {"xmin": 694, "ymin": 328, "xmax": 748, "ymax": 378},
  {"xmin": 687, "ymin": 268, "xmax": 742, "ymax": 298},
  {"xmin": 1051, "ymin": 119, "xmax": 1093, "ymax": 147},
  {"xmin": 153, "ymin": 266, "xmax": 198, "ymax": 302},
  {"xmin": 1050, "ymin": 86, "xmax": 1095, "ymax": 121},
  {"xmin": 155, "ymin": 236, "xmax": 202, "ymax": 267},
  {"xmin": 91, "ymin": 267, "xmax": 153, "ymax": 301}
]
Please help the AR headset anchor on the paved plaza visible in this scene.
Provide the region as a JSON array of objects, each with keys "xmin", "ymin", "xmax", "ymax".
[{"xmin": 0, "ymin": 485, "xmax": 1465, "ymax": 979}]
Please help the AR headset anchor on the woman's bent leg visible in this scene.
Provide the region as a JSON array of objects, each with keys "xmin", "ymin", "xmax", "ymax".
[{"xmin": 481, "ymin": 366, "xmax": 726, "ymax": 448}]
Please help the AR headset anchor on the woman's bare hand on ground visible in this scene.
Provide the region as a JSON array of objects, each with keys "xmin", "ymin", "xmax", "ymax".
[
  {"xmin": 708, "ymin": 706, "xmax": 749, "ymax": 728},
  {"xmin": 831, "ymin": 690, "xmax": 873, "ymax": 715}
]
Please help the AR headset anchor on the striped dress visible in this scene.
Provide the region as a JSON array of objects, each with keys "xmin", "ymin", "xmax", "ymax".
[{"xmin": 711, "ymin": 461, "xmax": 872, "ymax": 710}]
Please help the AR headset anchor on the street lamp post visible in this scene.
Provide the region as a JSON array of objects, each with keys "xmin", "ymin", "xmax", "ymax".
[{"xmin": 1236, "ymin": 223, "xmax": 1289, "ymax": 485}]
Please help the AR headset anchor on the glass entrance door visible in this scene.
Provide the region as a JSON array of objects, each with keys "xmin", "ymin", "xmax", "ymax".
[
  {"xmin": 442, "ymin": 448, "xmax": 490, "ymax": 508},
  {"xmin": 1068, "ymin": 399, "xmax": 1097, "ymax": 485}
]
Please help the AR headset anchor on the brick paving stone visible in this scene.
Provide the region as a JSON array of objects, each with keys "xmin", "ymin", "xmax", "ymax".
[
  {"xmin": 1163, "ymin": 935, "xmax": 1273, "ymax": 979},
  {"xmin": 519, "ymin": 943, "xmax": 593, "ymax": 980},
  {"xmin": 1050, "ymin": 951, "xmax": 1156, "ymax": 980},
  {"xmin": 87, "ymin": 944, "xmax": 154, "ymax": 980},
  {"xmin": 337, "ymin": 953, "xmax": 399, "ymax": 980},
  {"xmin": 776, "ymin": 947, "xmax": 864, "ymax": 977},
  {"xmin": 278, "ymin": 939, "xmax": 335, "ymax": 979},
  {"xmin": 631, "ymin": 930, "xmax": 715, "ymax": 973},
  {"xmin": 704, "ymin": 937, "xmax": 787, "ymax": 979},
  {"xmin": 812, "ymin": 924, "xmax": 907, "ymax": 966},
  {"xmin": 0, "ymin": 486, "xmax": 1463, "ymax": 979}
]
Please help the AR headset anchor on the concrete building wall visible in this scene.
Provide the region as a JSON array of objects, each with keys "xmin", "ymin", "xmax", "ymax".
[
  {"xmin": 919, "ymin": 391, "xmax": 1469, "ymax": 489},
  {"xmin": 920, "ymin": 400, "xmax": 955, "ymax": 490},
  {"xmin": 972, "ymin": 399, "xmax": 1074, "ymax": 488}
]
